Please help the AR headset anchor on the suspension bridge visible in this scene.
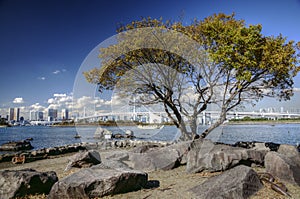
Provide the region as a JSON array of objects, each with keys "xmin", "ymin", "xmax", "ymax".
[{"xmin": 76, "ymin": 109, "xmax": 300, "ymax": 125}]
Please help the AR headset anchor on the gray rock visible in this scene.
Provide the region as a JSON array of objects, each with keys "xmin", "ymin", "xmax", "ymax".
[
  {"xmin": 187, "ymin": 139, "xmax": 240, "ymax": 173},
  {"xmin": 94, "ymin": 127, "xmax": 112, "ymax": 139},
  {"xmin": 189, "ymin": 165, "xmax": 263, "ymax": 199},
  {"xmin": 0, "ymin": 153, "xmax": 15, "ymax": 163},
  {"xmin": 0, "ymin": 169, "xmax": 58, "ymax": 199},
  {"xmin": 278, "ymin": 144, "xmax": 299, "ymax": 157},
  {"xmin": 278, "ymin": 144, "xmax": 300, "ymax": 166},
  {"xmin": 47, "ymin": 167, "xmax": 148, "ymax": 198},
  {"xmin": 105, "ymin": 151, "xmax": 129, "ymax": 161},
  {"xmin": 129, "ymin": 147, "xmax": 180, "ymax": 172},
  {"xmin": 246, "ymin": 148, "xmax": 267, "ymax": 165},
  {"xmin": 252, "ymin": 142, "xmax": 270, "ymax": 151},
  {"xmin": 45, "ymin": 147, "xmax": 59, "ymax": 156},
  {"xmin": 130, "ymin": 144, "xmax": 160, "ymax": 153},
  {"xmin": 265, "ymin": 151, "xmax": 300, "ymax": 185},
  {"xmin": 95, "ymin": 160, "xmax": 131, "ymax": 170},
  {"xmin": 167, "ymin": 141, "xmax": 191, "ymax": 164},
  {"xmin": 97, "ymin": 151, "xmax": 131, "ymax": 170},
  {"xmin": 65, "ymin": 150, "xmax": 101, "ymax": 171},
  {"xmin": 0, "ymin": 140, "xmax": 33, "ymax": 151},
  {"xmin": 186, "ymin": 139, "xmax": 266, "ymax": 173},
  {"xmin": 233, "ymin": 141, "xmax": 256, "ymax": 149}
]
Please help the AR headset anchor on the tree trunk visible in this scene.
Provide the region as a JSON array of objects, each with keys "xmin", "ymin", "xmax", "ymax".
[
  {"xmin": 189, "ymin": 116, "xmax": 198, "ymax": 139},
  {"xmin": 179, "ymin": 122, "xmax": 192, "ymax": 141}
]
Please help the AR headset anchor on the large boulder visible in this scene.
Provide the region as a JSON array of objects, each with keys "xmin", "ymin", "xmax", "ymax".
[
  {"xmin": 104, "ymin": 151, "xmax": 129, "ymax": 161},
  {"xmin": 0, "ymin": 169, "xmax": 58, "ymax": 199},
  {"xmin": 129, "ymin": 144, "xmax": 160, "ymax": 153},
  {"xmin": 97, "ymin": 151, "xmax": 131, "ymax": 170},
  {"xmin": 232, "ymin": 142, "xmax": 270, "ymax": 165},
  {"xmin": 48, "ymin": 167, "xmax": 148, "ymax": 198},
  {"xmin": 129, "ymin": 147, "xmax": 180, "ymax": 172},
  {"xmin": 246, "ymin": 148, "xmax": 268, "ymax": 165},
  {"xmin": 167, "ymin": 141, "xmax": 191, "ymax": 165},
  {"xmin": 186, "ymin": 139, "xmax": 267, "ymax": 173},
  {"xmin": 0, "ymin": 140, "xmax": 33, "ymax": 151},
  {"xmin": 277, "ymin": 144, "xmax": 300, "ymax": 166},
  {"xmin": 94, "ymin": 160, "xmax": 131, "ymax": 170},
  {"xmin": 278, "ymin": 144, "xmax": 299, "ymax": 157},
  {"xmin": 65, "ymin": 150, "xmax": 101, "ymax": 171},
  {"xmin": 265, "ymin": 151, "xmax": 300, "ymax": 185},
  {"xmin": 187, "ymin": 139, "xmax": 241, "ymax": 173},
  {"xmin": 189, "ymin": 165, "xmax": 263, "ymax": 199}
]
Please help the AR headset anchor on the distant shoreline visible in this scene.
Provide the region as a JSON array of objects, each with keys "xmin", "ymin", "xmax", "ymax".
[
  {"xmin": 228, "ymin": 120, "xmax": 300, "ymax": 125},
  {"xmin": 30, "ymin": 120, "xmax": 300, "ymax": 127}
]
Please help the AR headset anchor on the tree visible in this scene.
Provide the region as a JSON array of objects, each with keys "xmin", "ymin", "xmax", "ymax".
[{"xmin": 84, "ymin": 13, "xmax": 299, "ymax": 141}]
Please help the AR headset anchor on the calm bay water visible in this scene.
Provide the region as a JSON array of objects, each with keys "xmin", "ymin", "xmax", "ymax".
[{"xmin": 0, "ymin": 124, "xmax": 299, "ymax": 151}]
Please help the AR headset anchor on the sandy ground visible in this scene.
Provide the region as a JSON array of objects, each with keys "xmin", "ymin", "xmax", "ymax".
[{"xmin": 1, "ymin": 149, "xmax": 300, "ymax": 199}]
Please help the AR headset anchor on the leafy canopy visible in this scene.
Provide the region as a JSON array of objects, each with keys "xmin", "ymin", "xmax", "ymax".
[{"xmin": 84, "ymin": 13, "xmax": 299, "ymax": 140}]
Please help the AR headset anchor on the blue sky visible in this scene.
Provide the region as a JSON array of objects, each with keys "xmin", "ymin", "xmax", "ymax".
[{"xmin": 0, "ymin": 0, "xmax": 300, "ymax": 118}]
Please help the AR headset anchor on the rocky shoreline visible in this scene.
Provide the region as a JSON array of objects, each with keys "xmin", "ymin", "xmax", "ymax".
[
  {"xmin": 0, "ymin": 139, "xmax": 299, "ymax": 199},
  {"xmin": 0, "ymin": 140, "xmax": 171, "ymax": 164}
]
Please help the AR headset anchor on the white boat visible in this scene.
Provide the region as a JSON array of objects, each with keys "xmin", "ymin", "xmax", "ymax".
[{"xmin": 137, "ymin": 124, "xmax": 164, "ymax": 129}]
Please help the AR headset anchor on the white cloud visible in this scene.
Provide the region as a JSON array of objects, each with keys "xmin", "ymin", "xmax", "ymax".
[
  {"xmin": 53, "ymin": 93, "xmax": 67, "ymax": 97},
  {"xmin": 2, "ymin": 93, "xmax": 123, "ymax": 119},
  {"xmin": 47, "ymin": 98, "xmax": 55, "ymax": 104},
  {"xmin": 13, "ymin": 97, "xmax": 24, "ymax": 104},
  {"xmin": 38, "ymin": 76, "xmax": 46, "ymax": 80},
  {"xmin": 30, "ymin": 103, "xmax": 46, "ymax": 112},
  {"xmin": 47, "ymin": 94, "xmax": 72, "ymax": 107},
  {"xmin": 52, "ymin": 70, "xmax": 61, "ymax": 75}
]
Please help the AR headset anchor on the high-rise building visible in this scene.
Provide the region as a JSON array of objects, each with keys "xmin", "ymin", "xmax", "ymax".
[
  {"xmin": 14, "ymin": 108, "xmax": 20, "ymax": 122},
  {"xmin": 9, "ymin": 108, "xmax": 14, "ymax": 121},
  {"xmin": 30, "ymin": 110, "xmax": 37, "ymax": 121},
  {"xmin": 38, "ymin": 111, "xmax": 44, "ymax": 120},
  {"xmin": 9, "ymin": 108, "xmax": 20, "ymax": 121},
  {"xmin": 48, "ymin": 109, "xmax": 57, "ymax": 121},
  {"xmin": 61, "ymin": 109, "xmax": 69, "ymax": 120},
  {"xmin": 30, "ymin": 111, "xmax": 44, "ymax": 121}
]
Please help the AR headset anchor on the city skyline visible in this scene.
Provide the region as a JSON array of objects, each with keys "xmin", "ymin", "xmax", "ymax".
[
  {"xmin": 1, "ymin": 0, "xmax": 300, "ymax": 117},
  {"xmin": 2, "ymin": 106, "xmax": 70, "ymax": 121},
  {"xmin": 1, "ymin": 92, "xmax": 300, "ymax": 121}
]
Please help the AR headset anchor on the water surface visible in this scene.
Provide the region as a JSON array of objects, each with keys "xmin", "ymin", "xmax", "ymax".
[{"xmin": 0, "ymin": 124, "xmax": 299, "ymax": 151}]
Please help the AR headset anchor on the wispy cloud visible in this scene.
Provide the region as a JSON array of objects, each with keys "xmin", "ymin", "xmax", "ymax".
[
  {"xmin": 52, "ymin": 70, "xmax": 61, "ymax": 75},
  {"xmin": 53, "ymin": 93, "xmax": 67, "ymax": 97},
  {"xmin": 52, "ymin": 69, "xmax": 67, "ymax": 75},
  {"xmin": 38, "ymin": 76, "xmax": 46, "ymax": 80},
  {"xmin": 13, "ymin": 97, "xmax": 24, "ymax": 104}
]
